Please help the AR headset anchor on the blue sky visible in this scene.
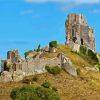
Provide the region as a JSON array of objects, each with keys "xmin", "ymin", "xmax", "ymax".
[{"xmin": 0, "ymin": 0, "xmax": 100, "ymax": 59}]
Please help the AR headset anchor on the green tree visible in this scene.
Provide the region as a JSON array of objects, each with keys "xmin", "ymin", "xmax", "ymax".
[
  {"xmin": 49, "ymin": 41, "xmax": 57, "ymax": 48},
  {"xmin": 24, "ymin": 50, "xmax": 33, "ymax": 59}
]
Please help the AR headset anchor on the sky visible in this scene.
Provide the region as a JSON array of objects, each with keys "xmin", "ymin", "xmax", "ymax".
[{"xmin": 0, "ymin": 0, "xmax": 100, "ymax": 59}]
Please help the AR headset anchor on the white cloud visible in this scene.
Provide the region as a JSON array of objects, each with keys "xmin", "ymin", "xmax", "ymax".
[
  {"xmin": 20, "ymin": 10, "xmax": 33, "ymax": 15},
  {"xmin": 92, "ymin": 9, "xmax": 100, "ymax": 13},
  {"xmin": 20, "ymin": 9, "xmax": 40, "ymax": 19},
  {"xmin": 75, "ymin": 0, "xmax": 100, "ymax": 4},
  {"xmin": 24, "ymin": 0, "xmax": 100, "ymax": 4},
  {"xmin": 24, "ymin": 0, "xmax": 72, "ymax": 4}
]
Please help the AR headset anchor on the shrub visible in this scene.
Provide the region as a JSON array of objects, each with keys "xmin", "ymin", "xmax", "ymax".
[
  {"xmin": 49, "ymin": 41, "xmax": 57, "ymax": 48},
  {"xmin": 22, "ymin": 78, "xmax": 32, "ymax": 84},
  {"xmin": 35, "ymin": 87, "xmax": 60, "ymax": 100},
  {"xmin": 10, "ymin": 86, "xmax": 39, "ymax": 100},
  {"xmin": 10, "ymin": 86, "xmax": 60, "ymax": 100},
  {"xmin": 24, "ymin": 50, "xmax": 33, "ymax": 58},
  {"xmin": 76, "ymin": 68, "xmax": 81, "ymax": 75},
  {"xmin": 87, "ymin": 49, "xmax": 98, "ymax": 63},
  {"xmin": 4, "ymin": 62, "xmax": 11, "ymax": 71},
  {"xmin": 79, "ymin": 46, "xmax": 98, "ymax": 65},
  {"xmin": 96, "ymin": 64, "xmax": 100, "ymax": 71},
  {"xmin": 41, "ymin": 81, "xmax": 51, "ymax": 88},
  {"xmin": 10, "ymin": 87, "xmax": 20, "ymax": 100},
  {"xmin": 32, "ymin": 75, "xmax": 38, "ymax": 81},
  {"xmin": 52, "ymin": 86, "xmax": 58, "ymax": 92},
  {"xmin": 45, "ymin": 66, "xmax": 62, "ymax": 75},
  {"xmin": 80, "ymin": 45, "xmax": 87, "ymax": 55}
]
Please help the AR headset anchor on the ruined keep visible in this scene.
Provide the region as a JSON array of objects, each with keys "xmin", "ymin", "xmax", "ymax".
[
  {"xmin": 1, "ymin": 49, "xmax": 23, "ymax": 72},
  {"xmin": 65, "ymin": 14, "xmax": 95, "ymax": 51},
  {"xmin": 7, "ymin": 49, "xmax": 22, "ymax": 63}
]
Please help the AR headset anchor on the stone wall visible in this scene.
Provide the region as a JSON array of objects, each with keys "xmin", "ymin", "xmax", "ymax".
[
  {"xmin": 21, "ymin": 56, "xmax": 62, "ymax": 74},
  {"xmin": 0, "ymin": 52, "xmax": 77, "ymax": 82},
  {"xmin": 10, "ymin": 53, "xmax": 77, "ymax": 77}
]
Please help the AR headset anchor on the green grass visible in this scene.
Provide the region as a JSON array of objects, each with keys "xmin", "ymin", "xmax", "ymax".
[{"xmin": 57, "ymin": 44, "xmax": 93, "ymax": 67}]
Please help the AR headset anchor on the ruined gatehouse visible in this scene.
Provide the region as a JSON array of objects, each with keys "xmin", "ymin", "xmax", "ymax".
[{"xmin": 65, "ymin": 14, "xmax": 95, "ymax": 51}]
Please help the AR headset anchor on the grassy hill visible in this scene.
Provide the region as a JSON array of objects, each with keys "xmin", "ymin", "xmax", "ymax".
[{"xmin": 1, "ymin": 44, "xmax": 100, "ymax": 100}]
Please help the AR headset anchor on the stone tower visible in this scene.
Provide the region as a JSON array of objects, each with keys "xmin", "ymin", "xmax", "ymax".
[
  {"xmin": 7, "ymin": 49, "xmax": 22, "ymax": 63},
  {"xmin": 65, "ymin": 14, "xmax": 95, "ymax": 51}
]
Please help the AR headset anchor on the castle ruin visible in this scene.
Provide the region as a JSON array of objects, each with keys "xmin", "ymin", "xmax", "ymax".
[{"xmin": 65, "ymin": 14, "xmax": 95, "ymax": 51}]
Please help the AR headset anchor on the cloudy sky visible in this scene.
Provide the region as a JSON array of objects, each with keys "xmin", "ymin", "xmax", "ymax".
[{"xmin": 0, "ymin": 0, "xmax": 100, "ymax": 59}]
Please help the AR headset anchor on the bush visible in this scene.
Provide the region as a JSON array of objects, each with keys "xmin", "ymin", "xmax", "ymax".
[
  {"xmin": 96, "ymin": 64, "xmax": 100, "ymax": 71},
  {"xmin": 52, "ymin": 86, "xmax": 58, "ymax": 92},
  {"xmin": 24, "ymin": 50, "xmax": 33, "ymax": 58},
  {"xmin": 10, "ymin": 86, "xmax": 60, "ymax": 100},
  {"xmin": 32, "ymin": 75, "xmax": 38, "ymax": 81},
  {"xmin": 79, "ymin": 46, "xmax": 98, "ymax": 65},
  {"xmin": 10, "ymin": 87, "xmax": 20, "ymax": 100},
  {"xmin": 22, "ymin": 78, "xmax": 32, "ymax": 84},
  {"xmin": 45, "ymin": 66, "xmax": 62, "ymax": 75},
  {"xmin": 10, "ymin": 86, "xmax": 39, "ymax": 100},
  {"xmin": 76, "ymin": 68, "xmax": 81, "ymax": 75},
  {"xmin": 80, "ymin": 45, "xmax": 87, "ymax": 55},
  {"xmin": 41, "ymin": 81, "xmax": 51, "ymax": 88},
  {"xmin": 87, "ymin": 49, "xmax": 98, "ymax": 63},
  {"xmin": 35, "ymin": 87, "xmax": 60, "ymax": 100},
  {"xmin": 4, "ymin": 62, "xmax": 11, "ymax": 71},
  {"xmin": 49, "ymin": 41, "xmax": 57, "ymax": 48}
]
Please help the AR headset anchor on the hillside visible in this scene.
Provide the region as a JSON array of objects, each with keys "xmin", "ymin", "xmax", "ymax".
[
  {"xmin": 1, "ymin": 44, "xmax": 100, "ymax": 100},
  {"xmin": 41, "ymin": 44, "xmax": 93, "ymax": 67}
]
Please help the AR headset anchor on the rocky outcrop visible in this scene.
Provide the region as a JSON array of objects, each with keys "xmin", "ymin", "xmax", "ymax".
[
  {"xmin": 0, "ymin": 71, "xmax": 12, "ymax": 82},
  {"xmin": 49, "ymin": 47, "xmax": 57, "ymax": 53},
  {"xmin": 72, "ymin": 43, "xmax": 80, "ymax": 53},
  {"xmin": 13, "ymin": 71, "xmax": 25, "ymax": 82},
  {"xmin": 0, "ymin": 71, "xmax": 26, "ymax": 82},
  {"xmin": 84, "ymin": 66, "xmax": 99, "ymax": 72},
  {"xmin": 61, "ymin": 54, "xmax": 77, "ymax": 77}
]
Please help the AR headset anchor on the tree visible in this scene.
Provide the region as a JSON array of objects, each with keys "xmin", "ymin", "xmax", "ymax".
[
  {"xmin": 37, "ymin": 44, "xmax": 41, "ymax": 52},
  {"xmin": 49, "ymin": 41, "xmax": 57, "ymax": 48}
]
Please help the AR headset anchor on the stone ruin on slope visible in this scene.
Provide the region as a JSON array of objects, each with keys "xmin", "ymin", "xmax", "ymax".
[
  {"xmin": 1, "ymin": 49, "xmax": 23, "ymax": 72},
  {"xmin": 65, "ymin": 14, "xmax": 95, "ymax": 51},
  {"xmin": 0, "ymin": 49, "xmax": 77, "ymax": 82}
]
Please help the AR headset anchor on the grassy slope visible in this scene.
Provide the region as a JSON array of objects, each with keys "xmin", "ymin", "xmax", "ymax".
[
  {"xmin": 41, "ymin": 44, "xmax": 92, "ymax": 67},
  {"xmin": 1, "ymin": 44, "xmax": 100, "ymax": 100}
]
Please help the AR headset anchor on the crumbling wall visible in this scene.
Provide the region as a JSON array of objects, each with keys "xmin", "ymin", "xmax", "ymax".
[
  {"xmin": 7, "ymin": 49, "xmax": 22, "ymax": 63},
  {"xmin": 65, "ymin": 14, "xmax": 95, "ymax": 51},
  {"xmin": 21, "ymin": 57, "xmax": 62, "ymax": 74}
]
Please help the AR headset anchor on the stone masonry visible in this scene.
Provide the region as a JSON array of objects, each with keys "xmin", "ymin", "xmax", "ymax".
[
  {"xmin": 1, "ymin": 49, "xmax": 23, "ymax": 72},
  {"xmin": 7, "ymin": 49, "xmax": 22, "ymax": 63},
  {"xmin": 1, "ymin": 50, "xmax": 77, "ymax": 82},
  {"xmin": 65, "ymin": 14, "xmax": 95, "ymax": 51}
]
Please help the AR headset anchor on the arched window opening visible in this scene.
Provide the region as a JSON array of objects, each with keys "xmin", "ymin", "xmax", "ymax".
[{"xmin": 81, "ymin": 38, "xmax": 84, "ymax": 45}]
